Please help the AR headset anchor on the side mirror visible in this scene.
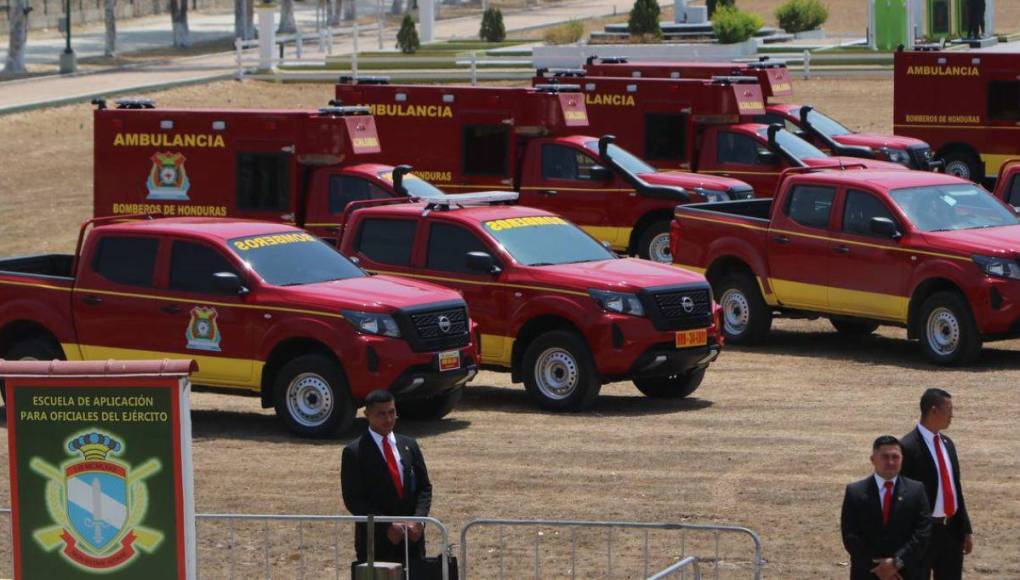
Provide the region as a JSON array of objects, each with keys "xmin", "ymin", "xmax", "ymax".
[
  {"xmin": 589, "ymin": 165, "xmax": 612, "ymax": 181},
  {"xmin": 213, "ymin": 271, "xmax": 249, "ymax": 295},
  {"xmin": 757, "ymin": 150, "xmax": 779, "ymax": 166},
  {"xmin": 465, "ymin": 251, "xmax": 501, "ymax": 275},
  {"xmin": 869, "ymin": 217, "xmax": 901, "ymax": 240}
]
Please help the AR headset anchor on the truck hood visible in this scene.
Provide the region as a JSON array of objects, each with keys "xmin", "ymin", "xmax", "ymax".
[
  {"xmin": 921, "ymin": 225, "xmax": 1020, "ymax": 257},
  {"xmin": 803, "ymin": 157, "xmax": 906, "ymax": 171},
  {"xmin": 832, "ymin": 133, "xmax": 927, "ymax": 149},
  {"xmin": 641, "ymin": 170, "xmax": 751, "ymax": 192},
  {"xmin": 275, "ymin": 274, "xmax": 462, "ymax": 312},
  {"xmin": 526, "ymin": 258, "xmax": 708, "ymax": 293}
]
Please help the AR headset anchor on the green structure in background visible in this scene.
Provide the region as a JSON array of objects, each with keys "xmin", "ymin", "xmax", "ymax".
[{"xmin": 873, "ymin": 0, "xmax": 909, "ymax": 51}]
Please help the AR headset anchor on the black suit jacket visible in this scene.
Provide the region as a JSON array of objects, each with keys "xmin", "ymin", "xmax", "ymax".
[
  {"xmin": 841, "ymin": 476, "xmax": 932, "ymax": 580},
  {"xmin": 341, "ymin": 431, "xmax": 433, "ymax": 562},
  {"xmin": 900, "ymin": 426, "xmax": 972, "ymax": 539}
]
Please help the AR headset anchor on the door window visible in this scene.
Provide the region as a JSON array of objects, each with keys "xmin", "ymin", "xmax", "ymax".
[
  {"xmin": 170, "ymin": 241, "xmax": 239, "ymax": 294},
  {"xmin": 426, "ymin": 223, "xmax": 490, "ymax": 274},
  {"xmin": 989, "ymin": 81, "xmax": 1020, "ymax": 122},
  {"xmin": 842, "ymin": 190, "xmax": 896, "ymax": 238},
  {"xmin": 784, "ymin": 185, "xmax": 836, "ymax": 229},
  {"xmin": 463, "ymin": 124, "xmax": 510, "ymax": 176},
  {"xmin": 237, "ymin": 152, "xmax": 290, "ymax": 211},
  {"xmin": 355, "ymin": 219, "xmax": 417, "ymax": 266},
  {"xmin": 91, "ymin": 237, "xmax": 158, "ymax": 287},
  {"xmin": 717, "ymin": 132, "xmax": 777, "ymax": 166},
  {"xmin": 328, "ymin": 176, "xmax": 392, "ymax": 214},
  {"xmin": 643, "ymin": 113, "xmax": 686, "ymax": 161},
  {"xmin": 541, "ymin": 144, "xmax": 598, "ymax": 180}
]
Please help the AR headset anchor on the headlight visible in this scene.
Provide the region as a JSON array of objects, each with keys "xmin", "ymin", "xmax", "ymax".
[
  {"xmin": 727, "ymin": 187, "xmax": 755, "ymax": 200},
  {"xmin": 341, "ymin": 310, "xmax": 402, "ymax": 337},
  {"xmin": 589, "ymin": 289, "xmax": 645, "ymax": 316},
  {"xmin": 973, "ymin": 255, "xmax": 1020, "ymax": 280},
  {"xmin": 878, "ymin": 147, "xmax": 910, "ymax": 165},
  {"xmin": 699, "ymin": 189, "xmax": 728, "ymax": 203}
]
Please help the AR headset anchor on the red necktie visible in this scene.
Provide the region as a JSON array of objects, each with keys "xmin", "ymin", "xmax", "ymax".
[
  {"xmin": 933, "ymin": 434, "xmax": 956, "ymax": 517},
  {"xmin": 382, "ymin": 437, "xmax": 404, "ymax": 498},
  {"xmin": 882, "ymin": 480, "xmax": 894, "ymax": 525}
]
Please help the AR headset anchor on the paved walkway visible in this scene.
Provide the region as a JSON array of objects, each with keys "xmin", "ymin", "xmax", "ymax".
[{"xmin": 0, "ymin": 0, "xmax": 643, "ymax": 114}]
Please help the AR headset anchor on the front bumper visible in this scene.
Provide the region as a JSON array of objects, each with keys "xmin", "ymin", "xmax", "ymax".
[
  {"xmin": 628, "ymin": 338, "xmax": 722, "ymax": 379},
  {"xmin": 971, "ymin": 279, "xmax": 1020, "ymax": 339},
  {"xmin": 342, "ymin": 334, "xmax": 477, "ymax": 401},
  {"xmin": 388, "ymin": 350, "xmax": 478, "ymax": 401},
  {"xmin": 587, "ymin": 313, "xmax": 721, "ymax": 381}
]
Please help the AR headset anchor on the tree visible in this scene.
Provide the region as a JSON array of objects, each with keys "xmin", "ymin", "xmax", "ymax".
[
  {"xmin": 278, "ymin": 0, "xmax": 297, "ymax": 34},
  {"xmin": 479, "ymin": 7, "xmax": 505, "ymax": 42},
  {"xmin": 706, "ymin": 0, "xmax": 735, "ymax": 19},
  {"xmin": 235, "ymin": 0, "xmax": 255, "ymax": 41},
  {"xmin": 104, "ymin": 0, "xmax": 117, "ymax": 56},
  {"xmin": 328, "ymin": 0, "xmax": 343, "ymax": 27},
  {"xmin": 170, "ymin": 0, "xmax": 190, "ymax": 47},
  {"xmin": 390, "ymin": 0, "xmax": 403, "ymax": 16},
  {"xmin": 627, "ymin": 0, "xmax": 661, "ymax": 36},
  {"xmin": 396, "ymin": 13, "xmax": 419, "ymax": 53},
  {"xmin": 3, "ymin": 0, "xmax": 30, "ymax": 74}
]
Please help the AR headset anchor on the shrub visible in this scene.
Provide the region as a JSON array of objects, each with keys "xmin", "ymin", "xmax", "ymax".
[
  {"xmin": 775, "ymin": 0, "xmax": 828, "ymax": 33},
  {"xmin": 706, "ymin": 0, "xmax": 735, "ymax": 19},
  {"xmin": 628, "ymin": 0, "xmax": 661, "ymax": 37},
  {"xmin": 712, "ymin": 6, "xmax": 763, "ymax": 44},
  {"xmin": 479, "ymin": 7, "xmax": 506, "ymax": 42},
  {"xmin": 396, "ymin": 13, "xmax": 420, "ymax": 54},
  {"xmin": 544, "ymin": 20, "xmax": 585, "ymax": 45}
]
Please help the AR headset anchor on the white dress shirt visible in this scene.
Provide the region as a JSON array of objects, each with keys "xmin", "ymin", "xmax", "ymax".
[
  {"xmin": 916, "ymin": 423, "xmax": 957, "ymax": 518},
  {"xmin": 369, "ymin": 428, "xmax": 404, "ymax": 485}
]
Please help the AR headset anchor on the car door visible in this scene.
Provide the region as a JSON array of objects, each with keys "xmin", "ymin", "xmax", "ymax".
[
  {"xmin": 766, "ymin": 183, "xmax": 837, "ymax": 310},
  {"xmin": 418, "ymin": 221, "xmax": 510, "ymax": 367},
  {"xmin": 347, "ymin": 217, "xmax": 420, "ymax": 278},
  {"xmin": 829, "ymin": 189, "xmax": 911, "ymax": 322},
  {"xmin": 707, "ymin": 130, "xmax": 782, "ymax": 197}
]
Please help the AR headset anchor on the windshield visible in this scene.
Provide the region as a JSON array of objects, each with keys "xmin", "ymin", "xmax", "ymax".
[
  {"xmin": 758, "ymin": 127, "xmax": 828, "ymax": 161},
  {"xmin": 230, "ymin": 231, "xmax": 366, "ymax": 286},
  {"xmin": 799, "ymin": 108, "xmax": 852, "ymax": 137},
  {"xmin": 484, "ymin": 216, "xmax": 615, "ymax": 266},
  {"xmin": 378, "ymin": 171, "xmax": 448, "ymax": 199},
  {"xmin": 890, "ymin": 184, "xmax": 1019, "ymax": 232},
  {"xmin": 584, "ymin": 141, "xmax": 654, "ymax": 174}
]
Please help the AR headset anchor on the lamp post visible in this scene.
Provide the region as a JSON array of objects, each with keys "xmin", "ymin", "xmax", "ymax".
[{"xmin": 59, "ymin": 0, "xmax": 77, "ymax": 73}]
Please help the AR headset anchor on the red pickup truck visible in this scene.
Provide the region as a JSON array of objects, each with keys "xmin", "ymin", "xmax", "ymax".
[
  {"xmin": 993, "ymin": 159, "xmax": 1020, "ymax": 208},
  {"xmin": 0, "ymin": 217, "xmax": 477, "ymax": 436},
  {"xmin": 340, "ymin": 193, "xmax": 722, "ymax": 408},
  {"xmin": 672, "ymin": 167, "xmax": 1020, "ymax": 365}
]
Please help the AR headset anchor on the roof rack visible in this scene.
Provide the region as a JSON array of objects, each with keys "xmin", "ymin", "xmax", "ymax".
[
  {"xmin": 337, "ymin": 75, "xmax": 391, "ymax": 85},
  {"xmin": 115, "ymin": 98, "xmax": 156, "ymax": 109},
  {"xmin": 710, "ymin": 75, "xmax": 760, "ymax": 85},
  {"xmin": 586, "ymin": 56, "xmax": 628, "ymax": 65},
  {"xmin": 423, "ymin": 191, "xmax": 519, "ymax": 211},
  {"xmin": 317, "ymin": 105, "xmax": 372, "ymax": 117},
  {"xmin": 534, "ymin": 83, "xmax": 581, "ymax": 93},
  {"xmin": 545, "ymin": 68, "xmax": 586, "ymax": 77}
]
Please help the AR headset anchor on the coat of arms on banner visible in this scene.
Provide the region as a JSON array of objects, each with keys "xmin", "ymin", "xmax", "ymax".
[
  {"xmin": 186, "ymin": 306, "xmax": 222, "ymax": 352},
  {"xmin": 31, "ymin": 431, "xmax": 164, "ymax": 572},
  {"xmin": 146, "ymin": 152, "xmax": 191, "ymax": 201}
]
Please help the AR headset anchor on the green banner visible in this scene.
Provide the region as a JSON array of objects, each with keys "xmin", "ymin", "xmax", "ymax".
[{"xmin": 9, "ymin": 382, "xmax": 185, "ymax": 579}]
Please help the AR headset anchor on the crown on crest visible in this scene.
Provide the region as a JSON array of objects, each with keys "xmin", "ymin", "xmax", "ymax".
[{"xmin": 68, "ymin": 432, "xmax": 122, "ymax": 461}]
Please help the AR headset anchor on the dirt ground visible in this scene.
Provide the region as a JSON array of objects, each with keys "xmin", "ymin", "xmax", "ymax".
[{"xmin": 0, "ymin": 77, "xmax": 1018, "ymax": 577}]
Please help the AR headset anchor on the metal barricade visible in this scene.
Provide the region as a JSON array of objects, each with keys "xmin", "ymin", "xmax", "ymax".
[
  {"xmin": 648, "ymin": 556, "xmax": 702, "ymax": 580},
  {"xmin": 460, "ymin": 519, "xmax": 763, "ymax": 580}
]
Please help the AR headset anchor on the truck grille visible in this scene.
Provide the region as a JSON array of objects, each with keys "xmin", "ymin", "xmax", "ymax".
[
  {"xmin": 909, "ymin": 145, "xmax": 934, "ymax": 170},
  {"xmin": 400, "ymin": 302, "xmax": 471, "ymax": 353},
  {"xmin": 641, "ymin": 285, "xmax": 714, "ymax": 331}
]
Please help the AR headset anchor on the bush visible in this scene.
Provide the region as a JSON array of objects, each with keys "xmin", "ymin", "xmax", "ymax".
[
  {"xmin": 628, "ymin": 0, "xmax": 661, "ymax": 37},
  {"xmin": 479, "ymin": 7, "xmax": 506, "ymax": 42},
  {"xmin": 544, "ymin": 20, "xmax": 585, "ymax": 45},
  {"xmin": 706, "ymin": 0, "xmax": 735, "ymax": 19},
  {"xmin": 712, "ymin": 6, "xmax": 763, "ymax": 44},
  {"xmin": 775, "ymin": 0, "xmax": 828, "ymax": 33},
  {"xmin": 396, "ymin": 14, "xmax": 420, "ymax": 54}
]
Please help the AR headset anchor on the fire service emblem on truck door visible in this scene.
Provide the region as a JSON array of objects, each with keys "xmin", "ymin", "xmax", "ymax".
[
  {"xmin": 186, "ymin": 306, "xmax": 222, "ymax": 351},
  {"xmin": 146, "ymin": 152, "xmax": 191, "ymax": 201}
]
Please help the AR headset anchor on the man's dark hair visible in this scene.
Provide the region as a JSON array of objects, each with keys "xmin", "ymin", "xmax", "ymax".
[
  {"xmin": 920, "ymin": 388, "xmax": 952, "ymax": 417},
  {"xmin": 364, "ymin": 389, "xmax": 395, "ymax": 408},
  {"xmin": 872, "ymin": 435, "xmax": 902, "ymax": 452}
]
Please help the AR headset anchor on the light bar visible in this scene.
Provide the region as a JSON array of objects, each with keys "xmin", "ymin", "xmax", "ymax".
[{"xmin": 423, "ymin": 192, "xmax": 519, "ymax": 207}]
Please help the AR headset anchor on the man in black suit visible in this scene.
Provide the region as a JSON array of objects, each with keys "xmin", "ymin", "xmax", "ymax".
[
  {"xmin": 841, "ymin": 435, "xmax": 932, "ymax": 580},
  {"xmin": 901, "ymin": 389, "xmax": 973, "ymax": 579},
  {"xmin": 342, "ymin": 389, "xmax": 433, "ymax": 575},
  {"xmin": 966, "ymin": 0, "xmax": 986, "ymax": 39}
]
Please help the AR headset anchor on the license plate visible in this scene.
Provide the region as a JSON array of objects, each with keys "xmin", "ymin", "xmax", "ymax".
[
  {"xmin": 438, "ymin": 350, "xmax": 461, "ymax": 372},
  {"xmin": 675, "ymin": 329, "xmax": 708, "ymax": 349}
]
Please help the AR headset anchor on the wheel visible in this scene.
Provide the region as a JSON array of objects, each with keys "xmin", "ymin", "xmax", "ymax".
[
  {"xmin": 829, "ymin": 318, "xmax": 880, "ymax": 336},
  {"xmin": 941, "ymin": 150, "xmax": 984, "ymax": 182},
  {"xmin": 637, "ymin": 220, "xmax": 672, "ymax": 264},
  {"xmin": 396, "ymin": 387, "xmax": 463, "ymax": 421},
  {"xmin": 522, "ymin": 330, "xmax": 601, "ymax": 411},
  {"xmin": 918, "ymin": 291, "xmax": 982, "ymax": 366},
  {"xmin": 633, "ymin": 367, "xmax": 706, "ymax": 399},
  {"xmin": 272, "ymin": 354, "xmax": 354, "ymax": 438},
  {"xmin": 2, "ymin": 337, "xmax": 64, "ymax": 403},
  {"xmin": 712, "ymin": 273, "xmax": 772, "ymax": 344}
]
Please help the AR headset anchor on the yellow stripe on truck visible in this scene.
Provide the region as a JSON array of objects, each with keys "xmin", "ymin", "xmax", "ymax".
[
  {"xmin": 479, "ymin": 334, "xmax": 514, "ymax": 367},
  {"xmin": 63, "ymin": 343, "xmax": 264, "ymax": 390},
  {"xmin": 580, "ymin": 226, "xmax": 632, "ymax": 251}
]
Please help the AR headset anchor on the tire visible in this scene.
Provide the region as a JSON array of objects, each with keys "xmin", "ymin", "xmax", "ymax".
[
  {"xmin": 272, "ymin": 353, "xmax": 355, "ymax": 438},
  {"xmin": 917, "ymin": 291, "xmax": 982, "ymax": 366},
  {"xmin": 712, "ymin": 273, "xmax": 772, "ymax": 344},
  {"xmin": 637, "ymin": 220, "xmax": 672, "ymax": 264},
  {"xmin": 942, "ymin": 150, "xmax": 984, "ymax": 183},
  {"xmin": 829, "ymin": 318, "xmax": 880, "ymax": 336},
  {"xmin": 522, "ymin": 330, "xmax": 601, "ymax": 411},
  {"xmin": 396, "ymin": 387, "xmax": 463, "ymax": 421},
  {"xmin": 2, "ymin": 337, "xmax": 64, "ymax": 403},
  {"xmin": 633, "ymin": 367, "xmax": 706, "ymax": 399}
]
